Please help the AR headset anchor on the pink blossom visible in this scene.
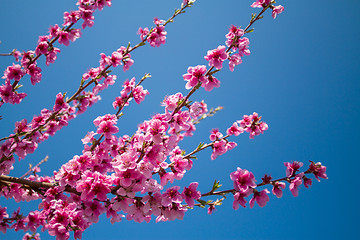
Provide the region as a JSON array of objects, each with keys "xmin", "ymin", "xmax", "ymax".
[
  {"xmin": 69, "ymin": 29, "xmax": 82, "ymax": 42},
  {"xmin": 0, "ymin": 81, "xmax": 15, "ymax": 103},
  {"xmin": 112, "ymin": 92, "xmax": 129, "ymax": 109},
  {"xmin": 226, "ymin": 122, "xmax": 244, "ymax": 136},
  {"xmin": 233, "ymin": 189, "xmax": 252, "ymax": 210},
  {"xmin": 162, "ymin": 186, "xmax": 183, "ymax": 207},
  {"xmin": 132, "ymin": 85, "xmax": 149, "ymax": 104},
  {"xmin": 159, "ymin": 171, "xmax": 175, "ymax": 186},
  {"xmin": 170, "ymin": 111, "xmax": 191, "ymax": 132},
  {"xmin": 35, "ymin": 41, "xmax": 49, "ymax": 55},
  {"xmin": 249, "ymin": 189, "xmax": 270, "ymax": 208},
  {"xmin": 149, "ymin": 119, "xmax": 167, "ymax": 144},
  {"xmin": 272, "ymin": 5, "xmax": 284, "ymax": 19},
  {"xmin": 3, "ymin": 64, "xmax": 25, "ymax": 81},
  {"xmin": 202, "ymin": 75, "xmax": 220, "ymax": 91},
  {"xmin": 137, "ymin": 27, "xmax": 149, "ymax": 41},
  {"xmin": 20, "ymin": 51, "xmax": 33, "ymax": 66},
  {"xmin": 251, "ymin": 0, "xmax": 271, "ymax": 8},
  {"xmin": 25, "ymin": 211, "xmax": 44, "ymax": 232},
  {"xmin": 238, "ymin": 112, "xmax": 268, "ymax": 139},
  {"xmin": 58, "ymin": 31, "xmax": 70, "ymax": 46},
  {"xmin": 96, "ymin": 119, "xmax": 119, "ymax": 139},
  {"xmin": 230, "ymin": 167, "xmax": 257, "ymax": 193},
  {"xmin": 45, "ymin": 47, "xmax": 61, "ymax": 66},
  {"xmin": 142, "ymin": 179, "xmax": 163, "ymax": 194},
  {"xmin": 118, "ymin": 169, "xmax": 141, "ymax": 188},
  {"xmin": 48, "ymin": 222, "xmax": 70, "ymax": 240},
  {"xmin": 13, "ymin": 51, "xmax": 21, "ymax": 62},
  {"xmin": 289, "ymin": 173, "xmax": 303, "ymax": 197},
  {"xmin": 106, "ymin": 204, "xmax": 124, "ymax": 224},
  {"xmin": 22, "ymin": 233, "xmax": 40, "ymax": 240},
  {"xmin": 113, "ymin": 151, "xmax": 137, "ymax": 172},
  {"xmin": 210, "ymin": 140, "xmax": 227, "ymax": 160},
  {"xmin": 229, "ymin": 53, "xmax": 242, "ymax": 72},
  {"xmin": 226, "ymin": 25, "xmax": 245, "ymax": 49},
  {"xmin": 13, "ymin": 140, "xmax": 37, "ymax": 160},
  {"xmin": 76, "ymin": 171, "xmax": 112, "ymax": 201},
  {"xmin": 83, "ymin": 201, "xmax": 106, "ymax": 223},
  {"xmin": 14, "ymin": 119, "xmax": 28, "ymax": 134},
  {"xmin": 94, "ymin": 0, "xmax": 112, "ymax": 11},
  {"xmin": 204, "ymin": 45, "xmax": 228, "ymax": 69},
  {"xmin": 238, "ymin": 37, "xmax": 250, "ymax": 56},
  {"xmin": 53, "ymin": 93, "xmax": 67, "ymax": 111},
  {"xmin": 162, "ymin": 93, "xmax": 183, "ymax": 112},
  {"xmin": 209, "ymin": 128, "xmax": 223, "ymax": 141},
  {"xmin": 63, "ymin": 11, "xmax": 80, "ymax": 26},
  {"xmin": 189, "ymin": 101, "xmax": 207, "ymax": 119},
  {"xmin": 303, "ymin": 177, "xmax": 312, "ymax": 188},
  {"xmin": 284, "ymin": 161, "xmax": 303, "ymax": 177},
  {"xmin": 272, "ymin": 181, "xmax": 286, "ymax": 198},
  {"xmin": 80, "ymin": 8, "xmax": 95, "ymax": 29},
  {"xmin": 207, "ymin": 204, "xmax": 216, "ymax": 215},
  {"xmin": 171, "ymin": 155, "xmax": 192, "ymax": 173},
  {"xmin": 308, "ymin": 161, "xmax": 328, "ymax": 181},
  {"xmin": 147, "ymin": 24, "xmax": 167, "ymax": 47},
  {"xmin": 26, "ymin": 64, "xmax": 42, "ymax": 85},
  {"xmin": 183, "ymin": 65, "xmax": 208, "ymax": 89},
  {"xmin": 121, "ymin": 77, "xmax": 136, "ymax": 94},
  {"xmin": 49, "ymin": 24, "xmax": 60, "ymax": 38},
  {"xmin": 109, "ymin": 51, "xmax": 123, "ymax": 67}
]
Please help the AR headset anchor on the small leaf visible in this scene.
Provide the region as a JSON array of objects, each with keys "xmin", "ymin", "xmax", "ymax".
[
  {"xmin": 211, "ymin": 180, "xmax": 222, "ymax": 192},
  {"xmin": 197, "ymin": 199, "xmax": 207, "ymax": 206},
  {"xmin": 251, "ymin": 13, "xmax": 256, "ymax": 21},
  {"xmin": 14, "ymin": 84, "xmax": 23, "ymax": 90},
  {"xmin": 196, "ymin": 142, "xmax": 205, "ymax": 150},
  {"xmin": 246, "ymin": 28, "xmax": 254, "ymax": 34}
]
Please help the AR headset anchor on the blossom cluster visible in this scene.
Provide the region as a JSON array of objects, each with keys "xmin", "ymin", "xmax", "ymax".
[
  {"xmin": 0, "ymin": 0, "xmax": 112, "ymax": 106},
  {"xmin": 0, "ymin": 1, "xmax": 327, "ymax": 240},
  {"xmin": 138, "ymin": 17, "xmax": 167, "ymax": 47},
  {"xmin": 251, "ymin": 0, "xmax": 284, "ymax": 19},
  {"xmin": 183, "ymin": 23, "xmax": 255, "ymax": 92},
  {"xmin": 230, "ymin": 161, "xmax": 327, "ymax": 210}
]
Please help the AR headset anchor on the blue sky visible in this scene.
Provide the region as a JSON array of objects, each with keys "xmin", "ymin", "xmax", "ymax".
[{"xmin": 0, "ymin": 0, "xmax": 359, "ymax": 239}]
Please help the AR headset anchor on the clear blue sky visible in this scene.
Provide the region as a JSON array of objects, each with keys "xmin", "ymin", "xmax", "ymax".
[{"xmin": 0, "ymin": 0, "xmax": 359, "ymax": 239}]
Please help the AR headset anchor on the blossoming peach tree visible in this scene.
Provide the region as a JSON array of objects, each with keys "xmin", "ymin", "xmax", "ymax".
[{"xmin": 0, "ymin": 0, "xmax": 327, "ymax": 239}]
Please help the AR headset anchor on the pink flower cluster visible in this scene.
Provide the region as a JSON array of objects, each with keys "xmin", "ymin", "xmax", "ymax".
[
  {"xmin": 0, "ymin": 93, "xmax": 76, "ymax": 175},
  {"xmin": 0, "ymin": 0, "xmax": 113, "ymax": 106},
  {"xmin": 183, "ymin": 65, "xmax": 220, "ymax": 91},
  {"xmin": 226, "ymin": 112, "xmax": 268, "ymax": 139},
  {"xmin": 225, "ymin": 25, "xmax": 250, "ymax": 71},
  {"xmin": 251, "ymin": 0, "xmax": 284, "ymax": 19},
  {"xmin": 230, "ymin": 160, "xmax": 327, "ymax": 210},
  {"xmin": 112, "ymin": 77, "xmax": 149, "ymax": 109},
  {"xmin": 206, "ymin": 112, "xmax": 267, "ymax": 160},
  {"xmin": 0, "ymin": 31, "xmax": 150, "ymax": 173},
  {"xmin": 182, "ymin": 25, "xmax": 255, "ymax": 92},
  {"xmin": 208, "ymin": 129, "xmax": 236, "ymax": 160},
  {"xmin": 0, "ymin": 2, "xmax": 327, "ymax": 240},
  {"xmin": 138, "ymin": 17, "xmax": 167, "ymax": 47}
]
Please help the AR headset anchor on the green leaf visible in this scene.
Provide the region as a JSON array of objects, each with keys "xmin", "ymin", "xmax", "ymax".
[
  {"xmin": 14, "ymin": 84, "xmax": 23, "ymax": 90},
  {"xmin": 251, "ymin": 13, "xmax": 256, "ymax": 21},
  {"xmin": 197, "ymin": 199, "xmax": 207, "ymax": 205},
  {"xmin": 196, "ymin": 142, "xmax": 205, "ymax": 150},
  {"xmin": 211, "ymin": 180, "xmax": 222, "ymax": 192},
  {"xmin": 246, "ymin": 28, "xmax": 254, "ymax": 34}
]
